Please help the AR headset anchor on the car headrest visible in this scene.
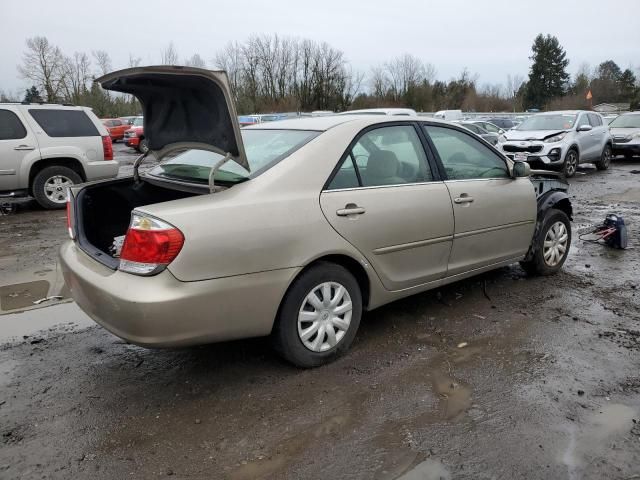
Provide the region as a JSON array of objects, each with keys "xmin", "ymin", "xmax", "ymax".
[{"xmin": 367, "ymin": 150, "xmax": 399, "ymax": 178}]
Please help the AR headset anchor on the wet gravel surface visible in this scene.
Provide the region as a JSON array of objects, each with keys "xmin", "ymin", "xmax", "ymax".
[{"xmin": 1, "ymin": 151, "xmax": 640, "ymax": 479}]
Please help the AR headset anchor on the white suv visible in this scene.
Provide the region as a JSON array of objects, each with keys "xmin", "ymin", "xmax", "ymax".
[
  {"xmin": 0, "ymin": 104, "xmax": 119, "ymax": 208},
  {"xmin": 499, "ymin": 110, "xmax": 613, "ymax": 177}
]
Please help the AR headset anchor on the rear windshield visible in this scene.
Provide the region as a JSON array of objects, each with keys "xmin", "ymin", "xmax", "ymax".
[
  {"xmin": 148, "ymin": 129, "xmax": 320, "ymax": 185},
  {"xmin": 29, "ymin": 109, "xmax": 99, "ymax": 137},
  {"xmin": 516, "ymin": 114, "xmax": 577, "ymax": 131},
  {"xmin": 609, "ymin": 114, "xmax": 640, "ymax": 128}
]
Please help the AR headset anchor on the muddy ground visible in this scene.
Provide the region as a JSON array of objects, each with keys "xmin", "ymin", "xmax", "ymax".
[{"xmin": 1, "ymin": 148, "xmax": 640, "ymax": 479}]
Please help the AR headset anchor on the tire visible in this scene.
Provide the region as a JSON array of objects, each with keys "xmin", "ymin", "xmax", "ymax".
[
  {"xmin": 595, "ymin": 144, "xmax": 612, "ymax": 170},
  {"xmin": 32, "ymin": 166, "xmax": 82, "ymax": 210},
  {"xmin": 562, "ymin": 149, "xmax": 579, "ymax": 178},
  {"xmin": 138, "ymin": 138, "xmax": 149, "ymax": 154},
  {"xmin": 272, "ymin": 262, "xmax": 362, "ymax": 368},
  {"xmin": 520, "ymin": 208, "xmax": 571, "ymax": 276}
]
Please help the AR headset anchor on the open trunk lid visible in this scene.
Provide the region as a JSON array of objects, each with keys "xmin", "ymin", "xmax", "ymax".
[{"xmin": 96, "ymin": 66, "xmax": 248, "ymax": 171}]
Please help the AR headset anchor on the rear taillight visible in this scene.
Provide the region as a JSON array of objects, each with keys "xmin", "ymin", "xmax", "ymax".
[
  {"xmin": 119, "ymin": 213, "xmax": 184, "ymax": 276},
  {"xmin": 101, "ymin": 135, "xmax": 113, "ymax": 160},
  {"xmin": 66, "ymin": 191, "xmax": 76, "ymax": 240}
]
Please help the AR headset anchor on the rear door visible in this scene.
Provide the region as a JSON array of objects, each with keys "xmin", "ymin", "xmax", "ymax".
[
  {"xmin": 320, "ymin": 124, "xmax": 454, "ymax": 291},
  {"xmin": 423, "ymin": 124, "xmax": 536, "ymax": 277},
  {"xmin": 0, "ymin": 107, "xmax": 40, "ymax": 191}
]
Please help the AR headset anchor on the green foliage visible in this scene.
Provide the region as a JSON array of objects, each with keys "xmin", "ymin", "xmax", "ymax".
[{"xmin": 524, "ymin": 34, "xmax": 570, "ymax": 109}]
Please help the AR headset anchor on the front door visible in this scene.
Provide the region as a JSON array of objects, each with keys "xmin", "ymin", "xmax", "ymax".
[
  {"xmin": 0, "ymin": 108, "xmax": 40, "ymax": 192},
  {"xmin": 320, "ymin": 124, "xmax": 454, "ymax": 291},
  {"xmin": 576, "ymin": 113, "xmax": 599, "ymax": 161},
  {"xmin": 423, "ymin": 124, "xmax": 536, "ymax": 276}
]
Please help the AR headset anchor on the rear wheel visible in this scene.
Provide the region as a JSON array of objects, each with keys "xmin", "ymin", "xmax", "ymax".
[
  {"xmin": 520, "ymin": 208, "xmax": 571, "ymax": 276},
  {"xmin": 272, "ymin": 262, "xmax": 362, "ymax": 368},
  {"xmin": 32, "ymin": 166, "xmax": 82, "ymax": 209},
  {"xmin": 562, "ymin": 149, "xmax": 579, "ymax": 178},
  {"xmin": 595, "ymin": 144, "xmax": 612, "ymax": 170}
]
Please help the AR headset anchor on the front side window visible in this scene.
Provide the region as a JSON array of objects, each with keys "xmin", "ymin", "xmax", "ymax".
[
  {"xmin": 424, "ymin": 125, "xmax": 509, "ymax": 180},
  {"xmin": 0, "ymin": 110, "xmax": 27, "ymax": 140},
  {"xmin": 29, "ymin": 109, "xmax": 99, "ymax": 137},
  {"xmin": 482, "ymin": 122, "xmax": 501, "ymax": 134},
  {"xmin": 148, "ymin": 129, "xmax": 320, "ymax": 185}
]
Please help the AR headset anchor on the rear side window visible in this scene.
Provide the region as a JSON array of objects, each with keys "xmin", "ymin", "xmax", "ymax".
[
  {"xmin": 29, "ymin": 109, "xmax": 99, "ymax": 137},
  {"xmin": 0, "ymin": 110, "xmax": 27, "ymax": 140}
]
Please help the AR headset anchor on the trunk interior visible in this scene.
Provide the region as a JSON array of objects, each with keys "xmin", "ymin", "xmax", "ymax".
[{"xmin": 76, "ymin": 179, "xmax": 199, "ymax": 268}]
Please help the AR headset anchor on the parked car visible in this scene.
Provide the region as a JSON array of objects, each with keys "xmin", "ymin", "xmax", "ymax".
[
  {"xmin": 102, "ymin": 118, "xmax": 129, "ymax": 142},
  {"xmin": 499, "ymin": 111, "xmax": 613, "ymax": 177},
  {"xmin": 609, "ymin": 112, "xmax": 640, "ymax": 159},
  {"xmin": 0, "ymin": 103, "xmax": 117, "ymax": 209},
  {"xmin": 433, "ymin": 110, "xmax": 462, "ymax": 121},
  {"xmin": 123, "ymin": 116, "xmax": 146, "ymax": 153},
  {"xmin": 61, "ymin": 66, "xmax": 573, "ymax": 367},
  {"xmin": 486, "ymin": 117, "xmax": 517, "ymax": 130},
  {"xmin": 238, "ymin": 115, "xmax": 259, "ymax": 127},
  {"xmin": 469, "ymin": 120, "xmax": 506, "ymax": 136},
  {"xmin": 459, "ymin": 122, "xmax": 499, "ymax": 145},
  {"xmin": 338, "ymin": 108, "xmax": 418, "ymax": 116}
]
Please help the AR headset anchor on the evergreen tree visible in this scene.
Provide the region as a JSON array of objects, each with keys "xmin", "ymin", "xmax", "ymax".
[
  {"xmin": 24, "ymin": 85, "xmax": 43, "ymax": 103},
  {"xmin": 524, "ymin": 34, "xmax": 570, "ymax": 109},
  {"xmin": 619, "ymin": 69, "xmax": 637, "ymax": 103}
]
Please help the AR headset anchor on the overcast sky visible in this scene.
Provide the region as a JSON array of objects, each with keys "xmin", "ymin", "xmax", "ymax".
[{"xmin": 2, "ymin": 0, "xmax": 639, "ymax": 96}]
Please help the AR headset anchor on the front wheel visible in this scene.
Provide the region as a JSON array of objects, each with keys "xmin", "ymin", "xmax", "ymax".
[
  {"xmin": 138, "ymin": 138, "xmax": 149, "ymax": 154},
  {"xmin": 520, "ymin": 208, "xmax": 571, "ymax": 276},
  {"xmin": 562, "ymin": 149, "xmax": 579, "ymax": 178},
  {"xmin": 32, "ymin": 166, "xmax": 82, "ymax": 209},
  {"xmin": 272, "ymin": 262, "xmax": 362, "ymax": 368},
  {"xmin": 595, "ymin": 145, "xmax": 612, "ymax": 170}
]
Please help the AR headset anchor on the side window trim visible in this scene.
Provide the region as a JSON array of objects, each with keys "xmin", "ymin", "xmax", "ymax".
[
  {"xmin": 349, "ymin": 152, "xmax": 363, "ymax": 186},
  {"xmin": 323, "ymin": 121, "xmax": 438, "ymax": 191}
]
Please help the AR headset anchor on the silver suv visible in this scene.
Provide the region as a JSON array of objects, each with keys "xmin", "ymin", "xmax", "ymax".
[
  {"xmin": 499, "ymin": 110, "xmax": 613, "ymax": 177},
  {"xmin": 0, "ymin": 104, "xmax": 119, "ymax": 208}
]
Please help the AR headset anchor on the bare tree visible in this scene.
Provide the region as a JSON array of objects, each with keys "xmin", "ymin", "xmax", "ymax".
[
  {"xmin": 384, "ymin": 54, "xmax": 426, "ymax": 101},
  {"xmin": 185, "ymin": 53, "xmax": 206, "ymax": 68},
  {"xmin": 92, "ymin": 50, "xmax": 112, "ymax": 76},
  {"xmin": 161, "ymin": 42, "xmax": 179, "ymax": 65},
  {"xmin": 62, "ymin": 52, "xmax": 92, "ymax": 103},
  {"xmin": 128, "ymin": 54, "xmax": 142, "ymax": 68},
  {"xmin": 18, "ymin": 36, "xmax": 66, "ymax": 102},
  {"xmin": 213, "ymin": 41, "xmax": 245, "ymax": 100}
]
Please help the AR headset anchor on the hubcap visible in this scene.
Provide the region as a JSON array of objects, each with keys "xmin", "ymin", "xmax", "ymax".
[
  {"xmin": 565, "ymin": 152, "xmax": 577, "ymax": 176},
  {"xmin": 44, "ymin": 175, "xmax": 73, "ymax": 204},
  {"xmin": 543, "ymin": 221, "xmax": 568, "ymax": 267},
  {"xmin": 602, "ymin": 148, "xmax": 611, "ymax": 167},
  {"xmin": 297, "ymin": 282, "xmax": 352, "ymax": 352}
]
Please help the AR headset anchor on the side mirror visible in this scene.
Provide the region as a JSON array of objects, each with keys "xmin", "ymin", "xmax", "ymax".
[
  {"xmin": 512, "ymin": 161, "xmax": 531, "ymax": 178},
  {"xmin": 577, "ymin": 124, "xmax": 593, "ymax": 132}
]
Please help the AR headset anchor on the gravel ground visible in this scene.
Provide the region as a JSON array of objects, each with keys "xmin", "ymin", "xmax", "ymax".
[{"xmin": 1, "ymin": 150, "xmax": 639, "ymax": 479}]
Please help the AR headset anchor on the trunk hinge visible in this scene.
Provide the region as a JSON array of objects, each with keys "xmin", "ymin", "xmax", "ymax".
[
  {"xmin": 208, "ymin": 153, "xmax": 231, "ymax": 193},
  {"xmin": 132, "ymin": 150, "xmax": 150, "ymax": 183}
]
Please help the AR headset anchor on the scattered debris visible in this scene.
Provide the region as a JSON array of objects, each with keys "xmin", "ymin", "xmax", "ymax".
[
  {"xmin": 457, "ymin": 342, "xmax": 468, "ymax": 349},
  {"xmin": 472, "ymin": 314, "xmax": 486, "ymax": 320},
  {"xmin": 33, "ymin": 295, "xmax": 64, "ymax": 305},
  {"xmin": 577, "ymin": 389, "xmax": 585, "ymax": 396}
]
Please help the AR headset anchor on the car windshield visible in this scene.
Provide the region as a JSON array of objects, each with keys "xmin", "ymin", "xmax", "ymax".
[
  {"xmin": 148, "ymin": 129, "xmax": 320, "ymax": 185},
  {"xmin": 132, "ymin": 117, "xmax": 143, "ymax": 126},
  {"xmin": 609, "ymin": 115, "xmax": 640, "ymax": 128},
  {"xmin": 517, "ymin": 114, "xmax": 577, "ymax": 131}
]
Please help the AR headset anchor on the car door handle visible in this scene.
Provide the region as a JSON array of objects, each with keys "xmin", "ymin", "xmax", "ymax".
[
  {"xmin": 454, "ymin": 196, "xmax": 474, "ymax": 204},
  {"xmin": 336, "ymin": 204, "xmax": 366, "ymax": 216},
  {"xmin": 14, "ymin": 145, "xmax": 36, "ymax": 151}
]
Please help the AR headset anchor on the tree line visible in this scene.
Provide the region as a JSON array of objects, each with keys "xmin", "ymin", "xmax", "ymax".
[{"xmin": 1, "ymin": 34, "xmax": 638, "ymax": 117}]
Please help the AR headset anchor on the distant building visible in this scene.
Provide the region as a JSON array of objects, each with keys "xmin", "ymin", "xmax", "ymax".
[{"xmin": 593, "ymin": 103, "xmax": 630, "ymax": 113}]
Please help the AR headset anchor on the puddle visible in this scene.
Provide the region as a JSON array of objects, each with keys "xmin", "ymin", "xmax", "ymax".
[
  {"xmin": 0, "ymin": 264, "xmax": 70, "ymax": 314},
  {"xmin": 396, "ymin": 458, "xmax": 451, "ymax": 480},
  {"xmin": 561, "ymin": 403, "xmax": 638, "ymax": 480},
  {"xmin": 0, "ymin": 301, "xmax": 93, "ymax": 343}
]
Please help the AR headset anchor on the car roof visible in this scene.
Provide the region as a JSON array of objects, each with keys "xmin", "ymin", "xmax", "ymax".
[
  {"xmin": 536, "ymin": 110, "xmax": 589, "ymax": 115},
  {"xmin": 245, "ymin": 114, "xmax": 450, "ymax": 131}
]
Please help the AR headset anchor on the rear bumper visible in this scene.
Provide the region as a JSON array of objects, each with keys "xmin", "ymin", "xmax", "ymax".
[
  {"xmin": 84, "ymin": 160, "xmax": 119, "ymax": 181},
  {"xmin": 59, "ymin": 241, "xmax": 298, "ymax": 347}
]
